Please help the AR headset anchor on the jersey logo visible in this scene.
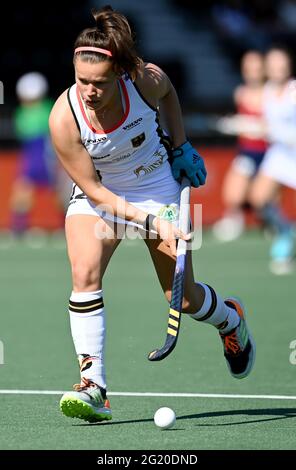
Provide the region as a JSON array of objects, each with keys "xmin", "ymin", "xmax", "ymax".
[
  {"xmin": 123, "ymin": 117, "xmax": 142, "ymax": 130},
  {"xmin": 131, "ymin": 132, "xmax": 145, "ymax": 148},
  {"xmin": 134, "ymin": 151, "xmax": 164, "ymax": 177},
  {"xmin": 92, "ymin": 154, "xmax": 110, "ymax": 160},
  {"xmin": 85, "ymin": 136, "xmax": 107, "ymax": 144}
]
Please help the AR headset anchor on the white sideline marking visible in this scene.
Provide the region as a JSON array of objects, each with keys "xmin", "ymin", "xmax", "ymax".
[{"xmin": 0, "ymin": 389, "xmax": 296, "ymax": 400}]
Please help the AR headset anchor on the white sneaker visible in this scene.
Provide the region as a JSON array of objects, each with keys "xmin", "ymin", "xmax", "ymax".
[
  {"xmin": 212, "ymin": 213, "xmax": 245, "ymax": 242},
  {"xmin": 60, "ymin": 377, "xmax": 112, "ymax": 423}
]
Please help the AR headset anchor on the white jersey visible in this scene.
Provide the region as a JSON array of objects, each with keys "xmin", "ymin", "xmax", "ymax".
[
  {"xmin": 260, "ymin": 80, "xmax": 296, "ymax": 189},
  {"xmin": 66, "ymin": 74, "xmax": 181, "ymax": 223},
  {"xmin": 67, "ymin": 75, "xmax": 175, "ymax": 192},
  {"xmin": 263, "ymin": 80, "xmax": 296, "ymax": 149}
]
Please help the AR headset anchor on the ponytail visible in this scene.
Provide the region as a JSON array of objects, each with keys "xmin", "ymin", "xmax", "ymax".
[{"xmin": 74, "ymin": 5, "xmax": 143, "ymax": 80}]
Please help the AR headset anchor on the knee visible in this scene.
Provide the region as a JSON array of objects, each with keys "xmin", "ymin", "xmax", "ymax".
[
  {"xmin": 248, "ymin": 186, "xmax": 266, "ymax": 209},
  {"xmin": 71, "ymin": 262, "xmax": 100, "ymax": 291},
  {"xmin": 223, "ymin": 187, "xmax": 242, "ymax": 208}
]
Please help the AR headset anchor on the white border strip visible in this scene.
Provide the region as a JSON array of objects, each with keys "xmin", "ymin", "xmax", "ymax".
[{"xmin": 0, "ymin": 389, "xmax": 296, "ymax": 400}]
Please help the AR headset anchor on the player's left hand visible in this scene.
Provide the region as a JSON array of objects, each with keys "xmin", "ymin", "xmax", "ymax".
[{"xmin": 171, "ymin": 141, "xmax": 207, "ymax": 188}]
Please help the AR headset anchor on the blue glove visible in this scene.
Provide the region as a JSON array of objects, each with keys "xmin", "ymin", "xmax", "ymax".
[{"xmin": 171, "ymin": 141, "xmax": 207, "ymax": 188}]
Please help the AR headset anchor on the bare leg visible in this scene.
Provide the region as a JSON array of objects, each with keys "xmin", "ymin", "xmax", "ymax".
[
  {"xmin": 144, "ymin": 235, "xmax": 255, "ymax": 379},
  {"xmin": 64, "ymin": 215, "xmax": 122, "ymax": 393},
  {"xmin": 65, "ymin": 215, "xmax": 121, "ymax": 291},
  {"xmin": 144, "ymin": 237, "xmax": 204, "ymax": 313},
  {"xmin": 249, "ymin": 172, "xmax": 280, "ymax": 208},
  {"xmin": 213, "ymin": 167, "xmax": 250, "ymax": 241},
  {"xmin": 222, "ymin": 167, "xmax": 251, "ymax": 209},
  {"xmin": 250, "ymin": 173, "xmax": 295, "ymax": 274}
]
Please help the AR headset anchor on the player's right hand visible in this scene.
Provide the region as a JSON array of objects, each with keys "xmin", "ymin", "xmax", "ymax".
[{"xmin": 152, "ymin": 217, "xmax": 191, "ymax": 257}]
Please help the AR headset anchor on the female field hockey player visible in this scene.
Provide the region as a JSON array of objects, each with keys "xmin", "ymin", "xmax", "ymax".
[{"xmin": 49, "ymin": 5, "xmax": 255, "ymax": 423}]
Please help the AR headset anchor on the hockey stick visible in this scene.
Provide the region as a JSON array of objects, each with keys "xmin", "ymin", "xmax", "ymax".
[{"xmin": 148, "ymin": 176, "xmax": 191, "ymax": 361}]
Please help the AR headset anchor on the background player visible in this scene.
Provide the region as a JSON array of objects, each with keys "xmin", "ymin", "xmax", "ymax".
[
  {"xmin": 213, "ymin": 51, "xmax": 267, "ymax": 241},
  {"xmin": 213, "ymin": 51, "xmax": 289, "ymax": 246},
  {"xmin": 249, "ymin": 47, "xmax": 296, "ymax": 274},
  {"xmin": 10, "ymin": 72, "xmax": 68, "ymax": 237}
]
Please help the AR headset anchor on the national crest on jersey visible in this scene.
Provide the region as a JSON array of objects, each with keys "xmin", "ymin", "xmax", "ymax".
[{"xmin": 67, "ymin": 75, "xmax": 170, "ymax": 191}]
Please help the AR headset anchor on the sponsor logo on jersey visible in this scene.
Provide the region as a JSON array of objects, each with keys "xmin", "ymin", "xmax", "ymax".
[
  {"xmin": 134, "ymin": 151, "xmax": 164, "ymax": 177},
  {"xmin": 123, "ymin": 117, "xmax": 143, "ymax": 130},
  {"xmin": 113, "ymin": 152, "xmax": 133, "ymax": 163},
  {"xmin": 84, "ymin": 136, "xmax": 107, "ymax": 144},
  {"xmin": 131, "ymin": 132, "xmax": 146, "ymax": 148}
]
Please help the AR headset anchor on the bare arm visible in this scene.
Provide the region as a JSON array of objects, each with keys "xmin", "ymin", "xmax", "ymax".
[{"xmin": 136, "ymin": 64, "xmax": 186, "ymax": 148}]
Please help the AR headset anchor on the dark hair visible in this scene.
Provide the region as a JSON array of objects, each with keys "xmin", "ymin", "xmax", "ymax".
[{"xmin": 74, "ymin": 5, "xmax": 143, "ymax": 80}]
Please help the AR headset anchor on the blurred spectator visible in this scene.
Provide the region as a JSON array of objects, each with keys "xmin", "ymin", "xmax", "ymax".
[
  {"xmin": 249, "ymin": 47, "xmax": 296, "ymax": 274},
  {"xmin": 211, "ymin": 0, "xmax": 273, "ymax": 55},
  {"xmin": 10, "ymin": 72, "xmax": 69, "ymax": 236}
]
